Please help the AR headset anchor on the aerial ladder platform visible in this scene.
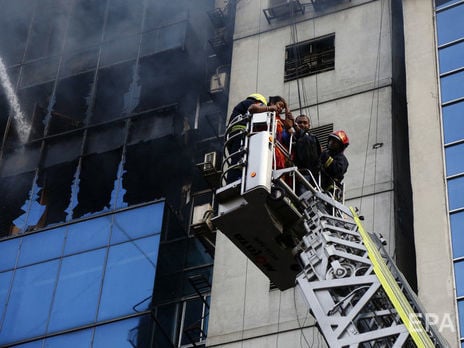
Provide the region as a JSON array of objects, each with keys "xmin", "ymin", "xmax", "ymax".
[{"xmin": 210, "ymin": 111, "xmax": 449, "ymax": 347}]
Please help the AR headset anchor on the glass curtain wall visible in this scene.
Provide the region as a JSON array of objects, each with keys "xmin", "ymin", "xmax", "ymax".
[
  {"xmin": 0, "ymin": 201, "xmax": 163, "ymax": 347},
  {"xmin": 435, "ymin": 0, "xmax": 464, "ymax": 346},
  {"xmin": 0, "ymin": 0, "xmax": 225, "ymax": 346}
]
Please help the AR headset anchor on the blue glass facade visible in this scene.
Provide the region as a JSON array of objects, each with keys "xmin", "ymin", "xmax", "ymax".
[
  {"xmin": 436, "ymin": 0, "xmax": 464, "ymax": 345},
  {"xmin": 0, "ymin": 202, "xmax": 163, "ymax": 347},
  {"xmin": 0, "ymin": 0, "xmax": 227, "ymax": 346}
]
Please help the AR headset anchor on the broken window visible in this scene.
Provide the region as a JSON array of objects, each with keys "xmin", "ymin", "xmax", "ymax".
[
  {"xmin": 37, "ymin": 161, "xmax": 78, "ymax": 226},
  {"xmin": 137, "ymin": 24, "xmax": 201, "ymax": 113},
  {"xmin": 49, "ymin": 72, "xmax": 95, "ymax": 135},
  {"xmin": 285, "ymin": 34, "xmax": 335, "ymax": 81},
  {"xmin": 43, "ymin": 132, "xmax": 83, "ymax": 168},
  {"xmin": 17, "ymin": 82, "xmax": 54, "ymax": 141},
  {"xmin": 128, "ymin": 109, "xmax": 175, "ymax": 145},
  {"xmin": 91, "ymin": 60, "xmax": 136, "ymax": 124},
  {"xmin": 1, "ymin": 71, "xmax": 50, "ymax": 148},
  {"xmin": 73, "ymin": 150, "xmax": 122, "ymax": 219},
  {"xmin": 0, "ymin": 143, "xmax": 41, "ymax": 178},
  {"xmin": 123, "ymin": 136, "xmax": 190, "ymax": 208},
  {"xmin": 86, "ymin": 121, "xmax": 127, "ymax": 156},
  {"xmin": 0, "ymin": 171, "xmax": 34, "ymax": 237}
]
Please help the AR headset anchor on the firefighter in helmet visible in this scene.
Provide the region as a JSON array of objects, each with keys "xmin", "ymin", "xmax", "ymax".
[
  {"xmin": 225, "ymin": 93, "xmax": 280, "ymax": 183},
  {"xmin": 320, "ymin": 130, "xmax": 349, "ymax": 200}
]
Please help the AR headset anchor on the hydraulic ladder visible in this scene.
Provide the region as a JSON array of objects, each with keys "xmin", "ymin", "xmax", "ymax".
[{"xmin": 212, "ymin": 111, "xmax": 449, "ymax": 347}]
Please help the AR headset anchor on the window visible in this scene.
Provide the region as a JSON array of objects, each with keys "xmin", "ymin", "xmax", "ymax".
[
  {"xmin": 440, "ymin": 70, "xmax": 464, "ymax": 103},
  {"xmin": 284, "ymin": 35, "xmax": 335, "ymax": 82},
  {"xmin": 446, "ymin": 143, "xmax": 464, "ymax": 176},
  {"xmin": 443, "ymin": 101, "xmax": 464, "ymax": 144},
  {"xmin": 448, "ymin": 175, "xmax": 464, "ymax": 211},
  {"xmin": 438, "ymin": 40, "xmax": 464, "ymax": 74},
  {"xmin": 0, "ymin": 201, "xmax": 164, "ymax": 347},
  {"xmin": 436, "ymin": 4, "xmax": 464, "ymax": 45},
  {"xmin": 451, "ymin": 211, "xmax": 464, "ymax": 258}
]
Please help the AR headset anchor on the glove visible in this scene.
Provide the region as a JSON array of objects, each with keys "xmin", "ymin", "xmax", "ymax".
[{"xmin": 321, "ymin": 152, "xmax": 332, "ymax": 168}]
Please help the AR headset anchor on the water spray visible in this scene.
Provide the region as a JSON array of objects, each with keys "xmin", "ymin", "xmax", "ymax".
[{"xmin": 0, "ymin": 57, "xmax": 31, "ymax": 143}]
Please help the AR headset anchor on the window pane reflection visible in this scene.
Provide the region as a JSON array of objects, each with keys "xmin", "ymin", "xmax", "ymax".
[
  {"xmin": 0, "ymin": 238, "xmax": 20, "ymax": 272},
  {"xmin": 12, "ymin": 340, "xmax": 43, "ymax": 348},
  {"xmin": 443, "ymin": 101, "xmax": 464, "ymax": 143},
  {"xmin": 437, "ymin": 5, "xmax": 464, "ymax": 45},
  {"xmin": 446, "ymin": 143, "xmax": 464, "ymax": 176},
  {"xmin": 451, "ymin": 212, "xmax": 464, "ymax": 258},
  {"xmin": 455, "ymin": 261, "xmax": 464, "ymax": 297},
  {"xmin": 0, "ymin": 261, "xmax": 59, "ymax": 346},
  {"xmin": 441, "ymin": 70, "xmax": 464, "ymax": 103},
  {"xmin": 181, "ymin": 298, "xmax": 207, "ymax": 346},
  {"xmin": 448, "ymin": 176, "xmax": 464, "ymax": 210},
  {"xmin": 111, "ymin": 203, "xmax": 164, "ymax": 243},
  {"xmin": 98, "ymin": 235, "xmax": 160, "ymax": 321},
  {"xmin": 439, "ymin": 41, "xmax": 464, "ymax": 73},
  {"xmin": 458, "ymin": 300, "xmax": 464, "ymax": 338},
  {"xmin": 64, "ymin": 216, "xmax": 112, "ymax": 255},
  {"xmin": 436, "ymin": 0, "xmax": 461, "ymax": 9},
  {"xmin": 93, "ymin": 315, "xmax": 154, "ymax": 348},
  {"xmin": 0, "ymin": 271, "xmax": 13, "ymax": 323},
  {"xmin": 48, "ymin": 249, "xmax": 106, "ymax": 332},
  {"xmin": 17, "ymin": 227, "xmax": 66, "ymax": 267}
]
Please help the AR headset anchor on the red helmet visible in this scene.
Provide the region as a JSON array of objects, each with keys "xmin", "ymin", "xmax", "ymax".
[{"xmin": 329, "ymin": 130, "xmax": 349, "ymax": 148}]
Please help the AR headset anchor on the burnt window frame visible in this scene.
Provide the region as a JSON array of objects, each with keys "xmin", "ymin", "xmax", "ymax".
[{"xmin": 284, "ymin": 34, "xmax": 335, "ymax": 82}]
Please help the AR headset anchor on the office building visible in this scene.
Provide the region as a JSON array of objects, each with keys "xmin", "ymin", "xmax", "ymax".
[
  {"xmin": 0, "ymin": 0, "xmax": 232, "ymax": 346},
  {"xmin": 207, "ymin": 0, "xmax": 460, "ymax": 347},
  {"xmin": 1, "ymin": 0, "xmax": 462, "ymax": 347}
]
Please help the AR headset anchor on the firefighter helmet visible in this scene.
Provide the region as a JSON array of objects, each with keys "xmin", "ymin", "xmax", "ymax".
[
  {"xmin": 247, "ymin": 93, "xmax": 268, "ymax": 106},
  {"xmin": 329, "ymin": 130, "xmax": 349, "ymax": 148}
]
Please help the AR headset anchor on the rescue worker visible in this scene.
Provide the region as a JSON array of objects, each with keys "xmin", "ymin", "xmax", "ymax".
[
  {"xmin": 293, "ymin": 114, "xmax": 321, "ymax": 187},
  {"xmin": 320, "ymin": 130, "xmax": 349, "ymax": 200},
  {"xmin": 225, "ymin": 93, "xmax": 281, "ymax": 183}
]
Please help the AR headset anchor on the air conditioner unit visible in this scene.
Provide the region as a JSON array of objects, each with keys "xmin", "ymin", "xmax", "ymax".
[
  {"xmin": 190, "ymin": 203, "xmax": 214, "ymax": 235},
  {"xmin": 203, "ymin": 151, "xmax": 217, "ymax": 172},
  {"xmin": 210, "ymin": 72, "xmax": 228, "ymax": 94}
]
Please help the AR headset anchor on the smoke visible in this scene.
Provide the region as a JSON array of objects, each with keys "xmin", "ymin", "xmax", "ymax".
[{"xmin": 0, "ymin": 57, "xmax": 31, "ymax": 143}]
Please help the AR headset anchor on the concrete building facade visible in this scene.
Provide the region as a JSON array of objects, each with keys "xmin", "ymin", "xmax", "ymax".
[
  {"xmin": 403, "ymin": 0, "xmax": 464, "ymax": 346},
  {"xmin": 0, "ymin": 0, "xmax": 462, "ymax": 347},
  {"xmin": 208, "ymin": 0, "xmax": 460, "ymax": 347}
]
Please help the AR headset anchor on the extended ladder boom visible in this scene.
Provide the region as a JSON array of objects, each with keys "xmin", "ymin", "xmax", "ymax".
[{"xmin": 212, "ymin": 112, "xmax": 449, "ymax": 347}]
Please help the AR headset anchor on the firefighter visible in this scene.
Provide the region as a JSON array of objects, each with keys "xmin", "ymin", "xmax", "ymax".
[
  {"xmin": 226, "ymin": 93, "xmax": 281, "ymax": 183},
  {"xmin": 320, "ymin": 130, "xmax": 349, "ymax": 200}
]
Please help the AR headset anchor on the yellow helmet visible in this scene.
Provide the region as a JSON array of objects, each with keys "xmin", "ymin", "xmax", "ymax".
[{"xmin": 247, "ymin": 93, "xmax": 268, "ymax": 106}]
